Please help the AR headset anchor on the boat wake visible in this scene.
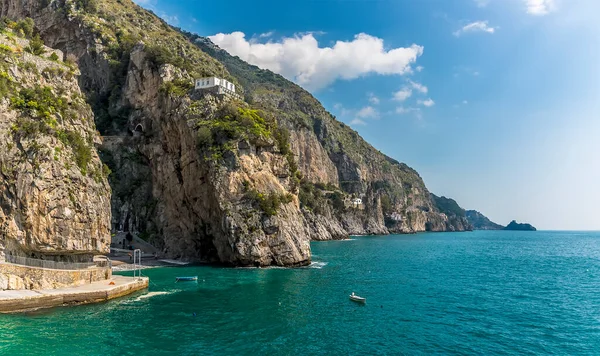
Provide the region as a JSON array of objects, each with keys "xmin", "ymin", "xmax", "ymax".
[
  {"xmin": 307, "ymin": 261, "xmax": 328, "ymax": 269},
  {"xmin": 129, "ymin": 291, "xmax": 172, "ymax": 302}
]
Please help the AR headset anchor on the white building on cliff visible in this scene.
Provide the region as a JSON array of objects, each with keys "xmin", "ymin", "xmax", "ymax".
[{"xmin": 195, "ymin": 77, "xmax": 236, "ymax": 93}]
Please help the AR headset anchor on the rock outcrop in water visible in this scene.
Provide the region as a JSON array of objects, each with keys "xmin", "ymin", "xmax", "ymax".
[
  {"xmin": 1, "ymin": 0, "xmax": 477, "ymax": 266},
  {"xmin": 504, "ymin": 220, "xmax": 536, "ymax": 231}
]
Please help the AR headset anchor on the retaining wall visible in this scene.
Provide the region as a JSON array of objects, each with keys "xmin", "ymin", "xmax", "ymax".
[
  {"xmin": 0, "ymin": 276, "xmax": 149, "ymax": 313},
  {"xmin": 0, "ymin": 263, "xmax": 112, "ymax": 290}
]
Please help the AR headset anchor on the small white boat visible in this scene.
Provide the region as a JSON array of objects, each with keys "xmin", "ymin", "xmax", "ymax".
[
  {"xmin": 349, "ymin": 292, "xmax": 366, "ymax": 303},
  {"xmin": 175, "ymin": 276, "xmax": 198, "ymax": 282}
]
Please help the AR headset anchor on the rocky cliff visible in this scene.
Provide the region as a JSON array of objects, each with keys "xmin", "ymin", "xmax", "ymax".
[
  {"xmin": 1, "ymin": 0, "xmax": 310, "ymax": 266},
  {"xmin": 429, "ymin": 194, "xmax": 473, "ymax": 232},
  {"xmin": 465, "ymin": 210, "xmax": 504, "ymax": 230},
  {"xmin": 0, "ymin": 27, "xmax": 110, "ymax": 262},
  {"xmin": 191, "ymin": 35, "xmax": 474, "ymax": 236},
  {"xmin": 1, "ymin": 0, "xmax": 474, "ymax": 267}
]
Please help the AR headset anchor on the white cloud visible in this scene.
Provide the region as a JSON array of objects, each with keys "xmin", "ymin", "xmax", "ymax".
[
  {"xmin": 132, "ymin": 0, "xmax": 158, "ymax": 11},
  {"xmin": 393, "ymin": 88, "xmax": 412, "ymax": 101},
  {"xmin": 208, "ymin": 32, "xmax": 424, "ymax": 90},
  {"xmin": 396, "ymin": 106, "xmax": 422, "ymax": 120},
  {"xmin": 396, "ymin": 106, "xmax": 420, "ymax": 114},
  {"xmin": 454, "ymin": 66, "xmax": 481, "ymax": 78},
  {"xmin": 409, "ymin": 80, "xmax": 428, "ymax": 94},
  {"xmin": 340, "ymin": 107, "xmax": 353, "ymax": 117},
  {"xmin": 258, "ymin": 31, "xmax": 274, "ymax": 38},
  {"xmin": 392, "ymin": 80, "xmax": 427, "ymax": 102},
  {"xmin": 335, "ymin": 104, "xmax": 379, "ymax": 125},
  {"xmin": 159, "ymin": 12, "xmax": 179, "ymax": 25},
  {"xmin": 367, "ymin": 92, "xmax": 380, "ymax": 105},
  {"xmin": 350, "ymin": 118, "xmax": 367, "ymax": 126},
  {"xmin": 453, "ymin": 21, "xmax": 497, "ymax": 36},
  {"xmin": 524, "ymin": 0, "xmax": 556, "ymax": 15},
  {"xmin": 418, "ymin": 98, "xmax": 435, "ymax": 107},
  {"xmin": 415, "ymin": 66, "xmax": 424, "ymax": 72},
  {"xmin": 356, "ymin": 106, "xmax": 379, "ymax": 119},
  {"xmin": 474, "ymin": 0, "xmax": 490, "ymax": 7}
]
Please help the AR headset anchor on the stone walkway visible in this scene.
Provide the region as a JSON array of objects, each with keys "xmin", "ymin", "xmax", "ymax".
[{"xmin": 0, "ymin": 275, "xmax": 149, "ymax": 313}]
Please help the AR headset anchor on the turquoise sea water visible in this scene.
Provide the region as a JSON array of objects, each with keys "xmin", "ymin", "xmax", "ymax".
[{"xmin": 2, "ymin": 230, "xmax": 600, "ymax": 355}]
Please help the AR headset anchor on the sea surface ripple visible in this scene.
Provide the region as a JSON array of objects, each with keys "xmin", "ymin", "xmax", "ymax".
[{"xmin": 1, "ymin": 230, "xmax": 600, "ymax": 355}]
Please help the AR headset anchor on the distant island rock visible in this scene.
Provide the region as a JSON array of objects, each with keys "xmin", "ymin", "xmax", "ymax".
[
  {"xmin": 504, "ymin": 220, "xmax": 536, "ymax": 231},
  {"xmin": 466, "ymin": 210, "xmax": 504, "ymax": 230}
]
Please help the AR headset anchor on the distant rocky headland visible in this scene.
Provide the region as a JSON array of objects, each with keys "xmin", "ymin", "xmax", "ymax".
[
  {"xmin": 504, "ymin": 220, "xmax": 537, "ymax": 231},
  {"xmin": 466, "ymin": 210, "xmax": 504, "ymax": 230},
  {"xmin": 466, "ymin": 211, "xmax": 536, "ymax": 231}
]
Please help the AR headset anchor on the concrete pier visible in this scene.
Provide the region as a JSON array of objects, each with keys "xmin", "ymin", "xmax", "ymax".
[{"xmin": 0, "ymin": 275, "xmax": 149, "ymax": 313}]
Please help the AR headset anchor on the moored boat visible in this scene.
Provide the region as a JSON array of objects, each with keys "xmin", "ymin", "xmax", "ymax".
[
  {"xmin": 175, "ymin": 276, "xmax": 198, "ymax": 282},
  {"xmin": 349, "ymin": 292, "xmax": 366, "ymax": 303}
]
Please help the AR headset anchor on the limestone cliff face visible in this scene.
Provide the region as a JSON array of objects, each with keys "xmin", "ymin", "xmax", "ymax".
[
  {"xmin": 0, "ymin": 31, "xmax": 110, "ymax": 262},
  {"xmin": 1, "ymin": 0, "xmax": 312, "ymax": 266},
  {"xmin": 290, "ymin": 128, "xmax": 338, "ymax": 186},
  {"xmin": 466, "ymin": 210, "xmax": 503, "ymax": 230},
  {"xmin": 113, "ymin": 48, "xmax": 311, "ymax": 265},
  {"xmin": 193, "ymin": 36, "xmax": 472, "ymax": 237},
  {"xmin": 1, "ymin": 0, "xmax": 474, "ymax": 269},
  {"xmin": 429, "ymin": 194, "xmax": 473, "ymax": 232}
]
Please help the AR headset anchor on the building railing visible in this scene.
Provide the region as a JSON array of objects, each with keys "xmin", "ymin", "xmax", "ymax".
[
  {"xmin": 4, "ymin": 255, "xmax": 111, "ymax": 270},
  {"xmin": 197, "ymin": 85, "xmax": 243, "ymax": 101}
]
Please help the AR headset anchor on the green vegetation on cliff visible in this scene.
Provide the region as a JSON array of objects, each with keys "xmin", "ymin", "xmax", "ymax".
[
  {"xmin": 51, "ymin": 0, "xmax": 237, "ymax": 135},
  {"xmin": 0, "ymin": 36, "xmax": 97, "ymax": 176},
  {"xmin": 67, "ymin": 0, "xmax": 229, "ymax": 81},
  {"xmin": 298, "ymin": 181, "xmax": 345, "ymax": 215},
  {"xmin": 195, "ymin": 103, "xmax": 275, "ymax": 161},
  {"xmin": 245, "ymin": 188, "xmax": 294, "ymax": 216},
  {"xmin": 431, "ymin": 194, "xmax": 466, "ymax": 218}
]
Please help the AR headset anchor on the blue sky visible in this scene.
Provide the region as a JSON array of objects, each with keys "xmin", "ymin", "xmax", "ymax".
[{"xmin": 135, "ymin": 0, "xmax": 600, "ymax": 230}]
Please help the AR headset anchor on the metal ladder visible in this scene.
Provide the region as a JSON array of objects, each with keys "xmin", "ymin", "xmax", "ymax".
[{"xmin": 133, "ymin": 249, "xmax": 142, "ymax": 280}]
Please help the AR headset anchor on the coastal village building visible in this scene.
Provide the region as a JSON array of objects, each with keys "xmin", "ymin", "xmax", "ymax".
[
  {"xmin": 343, "ymin": 196, "xmax": 365, "ymax": 210},
  {"xmin": 195, "ymin": 76, "xmax": 242, "ymax": 100},
  {"xmin": 390, "ymin": 212, "xmax": 403, "ymax": 222},
  {"xmin": 351, "ymin": 198, "xmax": 363, "ymax": 208}
]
